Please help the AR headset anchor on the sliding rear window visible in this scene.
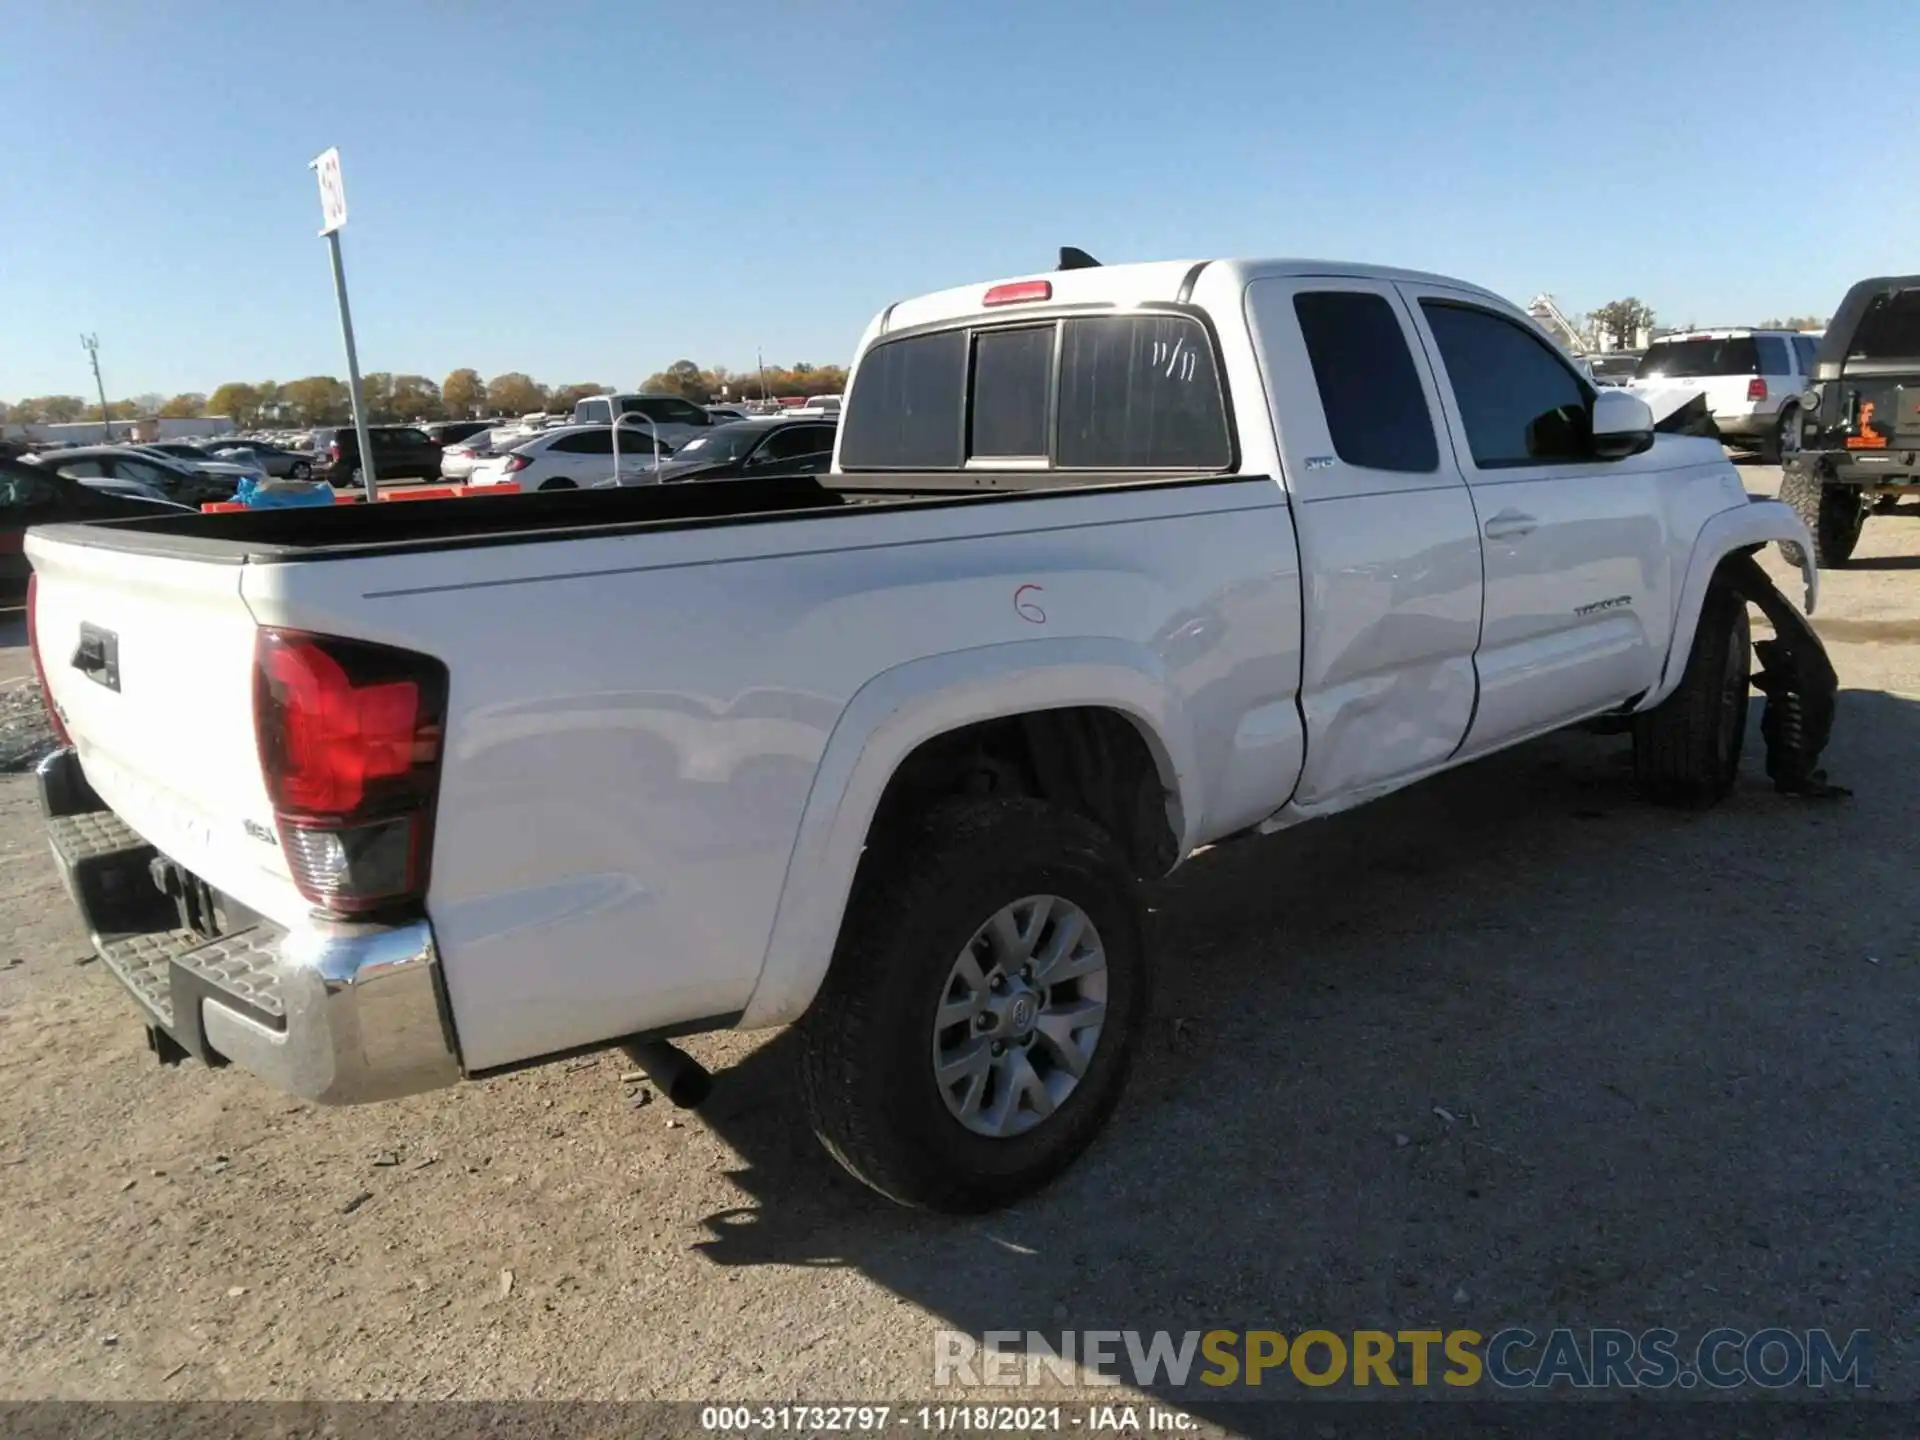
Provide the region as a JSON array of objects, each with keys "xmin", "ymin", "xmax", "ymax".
[{"xmin": 840, "ymin": 312, "xmax": 1230, "ymax": 472}]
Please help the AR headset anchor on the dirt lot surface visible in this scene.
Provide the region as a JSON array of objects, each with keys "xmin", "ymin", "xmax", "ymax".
[{"xmin": 1, "ymin": 467, "xmax": 1916, "ymax": 1418}]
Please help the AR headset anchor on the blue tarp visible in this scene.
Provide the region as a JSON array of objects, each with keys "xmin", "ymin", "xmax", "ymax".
[{"xmin": 235, "ymin": 476, "xmax": 335, "ymax": 509}]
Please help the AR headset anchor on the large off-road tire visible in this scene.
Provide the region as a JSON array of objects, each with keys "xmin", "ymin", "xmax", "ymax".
[
  {"xmin": 1778, "ymin": 468, "xmax": 1865, "ymax": 568},
  {"xmin": 1632, "ymin": 580, "xmax": 1751, "ymax": 808},
  {"xmin": 797, "ymin": 797, "xmax": 1148, "ymax": 1213}
]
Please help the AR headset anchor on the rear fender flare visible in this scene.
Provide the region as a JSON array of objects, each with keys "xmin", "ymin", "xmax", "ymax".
[
  {"xmin": 1639, "ymin": 499, "xmax": 1816, "ymax": 713},
  {"xmin": 738, "ymin": 639, "xmax": 1200, "ymax": 1029}
]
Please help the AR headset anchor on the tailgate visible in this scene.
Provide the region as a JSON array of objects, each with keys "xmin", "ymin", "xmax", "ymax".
[{"xmin": 27, "ymin": 532, "xmax": 303, "ymax": 923}]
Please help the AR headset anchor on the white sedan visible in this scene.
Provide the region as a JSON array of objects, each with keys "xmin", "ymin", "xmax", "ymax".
[{"xmin": 466, "ymin": 423, "xmax": 674, "ymax": 492}]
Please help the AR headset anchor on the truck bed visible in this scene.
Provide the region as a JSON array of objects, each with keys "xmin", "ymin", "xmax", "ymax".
[{"xmin": 30, "ymin": 470, "xmax": 1232, "ymax": 564}]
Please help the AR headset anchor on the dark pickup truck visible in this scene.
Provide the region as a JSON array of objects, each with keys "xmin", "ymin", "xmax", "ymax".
[{"xmin": 1780, "ymin": 274, "xmax": 1920, "ymax": 566}]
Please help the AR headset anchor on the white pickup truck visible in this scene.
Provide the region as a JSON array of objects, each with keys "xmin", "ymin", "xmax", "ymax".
[{"xmin": 26, "ymin": 254, "xmax": 1841, "ymax": 1213}]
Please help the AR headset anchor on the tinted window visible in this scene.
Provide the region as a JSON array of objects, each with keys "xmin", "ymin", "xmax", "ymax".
[
  {"xmin": 1754, "ymin": 336, "xmax": 1790, "ymax": 375},
  {"xmin": 1421, "ymin": 303, "xmax": 1592, "ymax": 467},
  {"xmin": 552, "ymin": 430, "xmax": 612, "ymax": 454},
  {"xmin": 969, "ymin": 326, "xmax": 1053, "ymax": 458},
  {"xmin": 1849, "ymin": 288, "xmax": 1920, "ymax": 361},
  {"xmin": 52, "ymin": 458, "xmax": 105, "ymax": 478},
  {"xmin": 630, "ymin": 396, "xmax": 708, "ymax": 425},
  {"xmin": 1634, "ymin": 337, "xmax": 1760, "ymax": 378},
  {"xmin": 1056, "ymin": 315, "xmax": 1230, "ymax": 469},
  {"xmin": 1293, "ymin": 291, "xmax": 1438, "ymax": 473},
  {"xmin": 113, "ymin": 458, "xmax": 172, "ymax": 485},
  {"xmin": 839, "ymin": 330, "xmax": 967, "ymax": 469},
  {"xmin": 573, "ymin": 397, "xmax": 612, "ymax": 425},
  {"xmin": 758, "ymin": 424, "xmax": 837, "ymax": 462},
  {"xmin": 1793, "ymin": 336, "xmax": 1818, "ymax": 372}
]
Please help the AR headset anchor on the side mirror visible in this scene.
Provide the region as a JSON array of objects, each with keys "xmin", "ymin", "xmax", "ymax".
[{"xmin": 1590, "ymin": 389, "xmax": 1655, "ymax": 460}]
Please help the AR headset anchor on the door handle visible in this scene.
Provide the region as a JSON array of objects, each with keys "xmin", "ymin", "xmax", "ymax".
[{"xmin": 1483, "ymin": 509, "xmax": 1537, "ymax": 541}]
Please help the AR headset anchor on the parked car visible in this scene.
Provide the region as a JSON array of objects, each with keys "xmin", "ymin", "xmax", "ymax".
[
  {"xmin": 24, "ymin": 445, "xmax": 238, "ymax": 507},
  {"xmin": 23, "ymin": 254, "xmax": 1836, "ymax": 1214},
  {"xmin": 309, "ymin": 425, "xmax": 446, "ymax": 486},
  {"xmin": 439, "ymin": 427, "xmax": 528, "ymax": 482},
  {"xmin": 467, "ymin": 423, "xmax": 677, "ymax": 491},
  {"xmin": 704, "ymin": 405, "xmax": 754, "ymax": 423},
  {"xmin": 137, "ymin": 442, "xmax": 266, "ymax": 481},
  {"xmin": 421, "ymin": 420, "xmax": 499, "ymax": 448},
  {"xmin": 201, "ymin": 439, "xmax": 316, "ymax": 480},
  {"xmin": 1, "ymin": 457, "xmax": 186, "ymax": 600},
  {"xmin": 1581, "ymin": 352, "xmax": 1641, "ymax": 387},
  {"xmin": 601, "ymin": 416, "xmax": 837, "ymax": 486},
  {"xmin": 1628, "ymin": 328, "xmax": 1818, "ymax": 461},
  {"xmin": 1778, "ymin": 275, "xmax": 1920, "ymax": 567},
  {"xmin": 568, "ymin": 392, "xmax": 716, "ymax": 446}
]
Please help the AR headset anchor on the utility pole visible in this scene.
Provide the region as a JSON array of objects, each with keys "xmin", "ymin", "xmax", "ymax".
[{"xmin": 81, "ymin": 334, "xmax": 113, "ymax": 442}]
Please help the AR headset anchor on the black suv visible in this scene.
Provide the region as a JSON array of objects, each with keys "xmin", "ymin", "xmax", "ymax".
[
  {"xmin": 1781, "ymin": 275, "xmax": 1920, "ymax": 566},
  {"xmin": 311, "ymin": 425, "xmax": 447, "ymax": 486}
]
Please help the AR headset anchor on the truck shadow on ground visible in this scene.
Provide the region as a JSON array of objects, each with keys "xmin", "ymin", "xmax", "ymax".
[{"xmin": 682, "ymin": 687, "xmax": 1920, "ymax": 1416}]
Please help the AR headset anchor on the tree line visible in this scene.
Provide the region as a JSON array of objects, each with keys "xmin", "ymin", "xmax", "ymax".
[{"xmin": 3, "ymin": 360, "xmax": 850, "ymax": 429}]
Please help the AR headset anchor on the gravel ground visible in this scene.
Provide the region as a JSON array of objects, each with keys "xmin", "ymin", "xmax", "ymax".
[{"xmin": 1, "ymin": 470, "xmax": 1917, "ymax": 1422}]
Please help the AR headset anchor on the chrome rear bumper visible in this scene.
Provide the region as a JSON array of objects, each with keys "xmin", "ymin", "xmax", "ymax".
[{"xmin": 39, "ymin": 747, "xmax": 462, "ymax": 1105}]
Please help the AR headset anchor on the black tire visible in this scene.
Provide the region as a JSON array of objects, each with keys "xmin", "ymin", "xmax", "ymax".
[
  {"xmin": 537, "ymin": 478, "xmax": 577, "ymax": 492},
  {"xmin": 1763, "ymin": 404, "xmax": 1799, "ymax": 464},
  {"xmin": 797, "ymin": 797, "xmax": 1148, "ymax": 1213},
  {"xmin": 289, "ymin": 460, "xmax": 311, "ymax": 480},
  {"xmin": 1632, "ymin": 580, "xmax": 1751, "ymax": 808},
  {"xmin": 1778, "ymin": 467, "xmax": 1866, "ymax": 567}
]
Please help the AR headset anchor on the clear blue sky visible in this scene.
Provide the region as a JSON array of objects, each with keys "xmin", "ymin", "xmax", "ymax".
[{"xmin": 3, "ymin": 0, "xmax": 1913, "ymax": 401}]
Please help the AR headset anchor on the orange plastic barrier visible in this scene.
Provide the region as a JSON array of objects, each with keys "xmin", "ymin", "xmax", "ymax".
[
  {"xmin": 457, "ymin": 483, "xmax": 520, "ymax": 496},
  {"xmin": 200, "ymin": 502, "xmax": 247, "ymax": 513},
  {"xmin": 382, "ymin": 486, "xmax": 461, "ymax": 502}
]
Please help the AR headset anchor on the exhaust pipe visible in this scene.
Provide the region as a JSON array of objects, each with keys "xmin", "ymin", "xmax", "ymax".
[{"xmin": 620, "ymin": 1038, "xmax": 713, "ymax": 1109}]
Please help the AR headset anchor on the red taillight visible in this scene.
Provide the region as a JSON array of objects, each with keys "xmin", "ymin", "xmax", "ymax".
[
  {"xmin": 502, "ymin": 454, "xmax": 529, "ymax": 473},
  {"xmin": 253, "ymin": 629, "xmax": 448, "ymax": 915},
  {"xmin": 1747, "ymin": 378, "xmax": 1768, "ymax": 402},
  {"xmin": 983, "ymin": 280, "xmax": 1052, "ymax": 306},
  {"xmin": 328, "ymin": 441, "xmax": 342, "ymax": 461},
  {"xmin": 25, "ymin": 573, "xmax": 72, "ymax": 747}
]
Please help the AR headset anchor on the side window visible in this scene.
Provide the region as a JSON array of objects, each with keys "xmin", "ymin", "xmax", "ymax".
[
  {"xmin": 558, "ymin": 430, "xmax": 613, "ymax": 454},
  {"xmin": 1420, "ymin": 302, "xmax": 1592, "ymax": 468},
  {"xmin": 968, "ymin": 326, "xmax": 1053, "ymax": 459},
  {"xmin": 839, "ymin": 330, "xmax": 968, "ymax": 469},
  {"xmin": 395, "ymin": 428, "xmax": 430, "ymax": 445},
  {"xmin": 1793, "ymin": 335, "xmax": 1818, "ymax": 373},
  {"xmin": 1292, "ymin": 291, "xmax": 1438, "ymax": 473},
  {"xmin": 575, "ymin": 398, "xmax": 611, "ymax": 426},
  {"xmin": 1056, "ymin": 314, "xmax": 1231, "ymax": 469},
  {"xmin": 1, "ymin": 468, "xmax": 61, "ymax": 508},
  {"xmin": 1753, "ymin": 336, "xmax": 1790, "ymax": 376},
  {"xmin": 759, "ymin": 424, "xmax": 837, "ymax": 462},
  {"xmin": 54, "ymin": 458, "xmax": 105, "ymax": 478},
  {"xmin": 114, "ymin": 458, "xmax": 170, "ymax": 485}
]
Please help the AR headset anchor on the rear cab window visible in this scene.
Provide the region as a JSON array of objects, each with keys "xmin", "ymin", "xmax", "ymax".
[
  {"xmin": 1634, "ymin": 337, "xmax": 1760, "ymax": 379},
  {"xmin": 839, "ymin": 312, "xmax": 1231, "ymax": 473},
  {"xmin": 1848, "ymin": 288, "xmax": 1920, "ymax": 362}
]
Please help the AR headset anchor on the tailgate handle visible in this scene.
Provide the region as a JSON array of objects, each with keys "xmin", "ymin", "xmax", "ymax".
[{"xmin": 72, "ymin": 623, "xmax": 120, "ymax": 692}]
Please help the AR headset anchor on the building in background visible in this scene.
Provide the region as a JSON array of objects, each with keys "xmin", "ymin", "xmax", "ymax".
[{"xmin": 2, "ymin": 416, "xmax": 236, "ymax": 445}]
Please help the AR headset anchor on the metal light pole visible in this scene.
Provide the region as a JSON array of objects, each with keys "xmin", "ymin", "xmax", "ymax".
[
  {"xmin": 81, "ymin": 334, "xmax": 113, "ymax": 442},
  {"xmin": 310, "ymin": 148, "xmax": 379, "ymax": 501}
]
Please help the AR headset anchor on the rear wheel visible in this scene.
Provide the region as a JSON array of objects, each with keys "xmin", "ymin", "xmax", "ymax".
[
  {"xmin": 1764, "ymin": 404, "xmax": 1800, "ymax": 464},
  {"xmin": 289, "ymin": 460, "xmax": 311, "ymax": 480},
  {"xmin": 537, "ymin": 477, "xmax": 577, "ymax": 492},
  {"xmin": 1778, "ymin": 468, "xmax": 1865, "ymax": 567},
  {"xmin": 797, "ymin": 797, "xmax": 1148, "ymax": 1212},
  {"xmin": 1632, "ymin": 580, "xmax": 1750, "ymax": 808}
]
